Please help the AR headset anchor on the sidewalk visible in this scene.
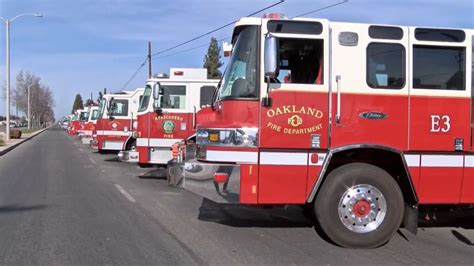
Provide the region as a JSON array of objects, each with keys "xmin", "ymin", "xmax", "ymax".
[{"xmin": 0, "ymin": 127, "xmax": 49, "ymax": 156}]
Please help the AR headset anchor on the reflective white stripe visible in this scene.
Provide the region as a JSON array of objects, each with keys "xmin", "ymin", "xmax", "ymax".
[
  {"xmin": 97, "ymin": 130, "xmax": 130, "ymax": 136},
  {"xmin": 150, "ymin": 138, "xmax": 181, "ymax": 147},
  {"xmin": 136, "ymin": 138, "xmax": 181, "ymax": 147},
  {"xmin": 79, "ymin": 130, "xmax": 93, "ymax": 135},
  {"xmin": 465, "ymin": 156, "xmax": 474, "ymax": 167},
  {"xmin": 421, "ymin": 155, "xmax": 464, "ymax": 167},
  {"xmin": 136, "ymin": 138, "xmax": 147, "ymax": 147},
  {"xmin": 206, "ymin": 150, "xmax": 258, "ymax": 163},
  {"xmin": 103, "ymin": 141, "xmax": 124, "ymax": 150},
  {"xmin": 260, "ymin": 152, "xmax": 307, "ymax": 166},
  {"xmin": 309, "ymin": 153, "xmax": 326, "ymax": 166},
  {"xmin": 404, "ymin": 154, "xmax": 420, "ymax": 167}
]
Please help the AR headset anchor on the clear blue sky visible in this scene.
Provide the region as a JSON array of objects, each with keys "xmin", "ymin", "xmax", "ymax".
[{"xmin": 0, "ymin": 0, "xmax": 473, "ymax": 118}]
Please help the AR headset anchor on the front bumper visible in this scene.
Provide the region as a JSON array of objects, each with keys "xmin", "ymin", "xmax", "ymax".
[
  {"xmin": 118, "ymin": 150, "xmax": 139, "ymax": 163},
  {"xmin": 167, "ymin": 143, "xmax": 241, "ymax": 204}
]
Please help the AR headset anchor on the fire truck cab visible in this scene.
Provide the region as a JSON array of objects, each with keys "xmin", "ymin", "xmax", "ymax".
[
  {"xmin": 134, "ymin": 68, "xmax": 218, "ymax": 165},
  {"xmin": 79, "ymin": 105, "xmax": 100, "ymax": 144},
  {"xmin": 93, "ymin": 88, "xmax": 144, "ymax": 152},
  {"xmin": 169, "ymin": 15, "xmax": 473, "ymax": 248}
]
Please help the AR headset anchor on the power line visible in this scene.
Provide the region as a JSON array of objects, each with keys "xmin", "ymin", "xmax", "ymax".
[
  {"xmin": 153, "ymin": 37, "xmax": 229, "ymax": 60},
  {"xmin": 120, "ymin": 56, "xmax": 148, "ymax": 91},
  {"xmin": 151, "ymin": 0, "xmax": 285, "ymax": 57},
  {"xmin": 292, "ymin": 0, "xmax": 349, "ymax": 18}
]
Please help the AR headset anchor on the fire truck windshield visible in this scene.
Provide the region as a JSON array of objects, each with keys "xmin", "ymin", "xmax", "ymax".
[
  {"xmin": 79, "ymin": 111, "xmax": 89, "ymax": 121},
  {"xmin": 138, "ymin": 85, "xmax": 151, "ymax": 112},
  {"xmin": 90, "ymin": 109, "xmax": 99, "ymax": 120},
  {"xmin": 218, "ymin": 25, "xmax": 259, "ymax": 100},
  {"xmin": 98, "ymin": 99, "xmax": 107, "ymax": 118}
]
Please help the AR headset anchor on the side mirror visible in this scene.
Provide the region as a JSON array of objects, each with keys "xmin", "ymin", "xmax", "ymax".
[
  {"xmin": 152, "ymin": 82, "xmax": 162, "ymax": 100},
  {"xmin": 264, "ymin": 35, "xmax": 279, "ymax": 79},
  {"xmin": 223, "ymin": 42, "xmax": 233, "ymax": 57},
  {"xmin": 263, "ymin": 35, "xmax": 279, "ymax": 107}
]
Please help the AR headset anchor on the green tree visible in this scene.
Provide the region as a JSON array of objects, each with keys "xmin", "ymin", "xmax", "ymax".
[
  {"xmin": 203, "ymin": 37, "xmax": 223, "ymax": 79},
  {"xmin": 71, "ymin": 94, "xmax": 84, "ymax": 114}
]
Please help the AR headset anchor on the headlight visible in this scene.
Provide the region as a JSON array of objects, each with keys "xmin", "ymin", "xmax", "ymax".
[{"xmin": 197, "ymin": 128, "xmax": 258, "ymax": 147}]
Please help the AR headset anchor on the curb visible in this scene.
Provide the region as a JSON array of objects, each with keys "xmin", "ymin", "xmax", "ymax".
[{"xmin": 0, "ymin": 126, "xmax": 51, "ymax": 156}]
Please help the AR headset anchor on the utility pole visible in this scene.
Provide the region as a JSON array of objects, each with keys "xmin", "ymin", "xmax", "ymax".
[
  {"xmin": 5, "ymin": 19, "xmax": 10, "ymax": 141},
  {"xmin": 148, "ymin": 41, "xmax": 152, "ymax": 79}
]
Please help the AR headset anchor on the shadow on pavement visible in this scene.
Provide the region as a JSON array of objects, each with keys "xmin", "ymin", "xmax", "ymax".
[
  {"xmin": 197, "ymin": 198, "xmax": 314, "ymax": 228},
  {"xmin": 0, "ymin": 204, "xmax": 47, "ymax": 214},
  {"xmin": 137, "ymin": 167, "xmax": 167, "ymax": 180},
  {"xmin": 451, "ymin": 230, "xmax": 473, "ymax": 246}
]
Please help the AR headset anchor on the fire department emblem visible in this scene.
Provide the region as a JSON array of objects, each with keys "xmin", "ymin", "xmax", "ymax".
[
  {"xmin": 162, "ymin": 120, "xmax": 175, "ymax": 134},
  {"xmin": 112, "ymin": 123, "xmax": 117, "ymax": 129},
  {"xmin": 288, "ymin": 115, "xmax": 303, "ymax": 127}
]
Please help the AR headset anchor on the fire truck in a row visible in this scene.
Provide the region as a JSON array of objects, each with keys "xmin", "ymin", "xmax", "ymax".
[
  {"xmin": 165, "ymin": 14, "xmax": 474, "ymax": 248},
  {"xmin": 86, "ymin": 68, "xmax": 218, "ymax": 167}
]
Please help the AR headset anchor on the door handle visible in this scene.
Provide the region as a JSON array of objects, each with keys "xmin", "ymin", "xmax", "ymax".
[{"xmin": 336, "ymin": 75, "xmax": 342, "ymax": 124}]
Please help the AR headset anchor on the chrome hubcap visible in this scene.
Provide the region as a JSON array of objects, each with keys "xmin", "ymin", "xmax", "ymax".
[{"xmin": 338, "ymin": 184, "xmax": 387, "ymax": 233}]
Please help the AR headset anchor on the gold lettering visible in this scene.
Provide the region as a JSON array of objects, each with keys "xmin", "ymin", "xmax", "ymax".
[
  {"xmin": 299, "ymin": 106, "xmax": 307, "ymax": 115},
  {"xmin": 267, "ymin": 109, "xmax": 275, "ymax": 117},
  {"xmin": 283, "ymin": 105, "xmax": 291, "ymax": 114},
  {"xmin": 275, "ymin": 107, "xmax": 283, "ymax": 116}
]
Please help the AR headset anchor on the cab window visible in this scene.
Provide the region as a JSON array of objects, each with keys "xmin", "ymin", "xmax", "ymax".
[
  {"xmin": 271, "ymin": 38, "xmax": 324, "ymax": 84},
  {"xmin": 367, "ymin": 43, "xmax": 405, "ymax": 89},
  {"xmin": 161, "ymin": 86, "xmax": 186, "ymax": 109},
  {"xmin": 413, "ymin": 45, "xmax": 465, "ymax": 91},
  {"xmin": 112, "ymin": 99, "xmax": 128, "ymax": 116}
]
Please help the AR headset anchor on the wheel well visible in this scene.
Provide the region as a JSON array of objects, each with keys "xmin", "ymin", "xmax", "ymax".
[
  {"xmin": 314, "ymin": 147, "xmax": 417, "ymax": 205},
  {"xmin": 124, "ymin": 137, "xmax": 137, "ymax": 151}
]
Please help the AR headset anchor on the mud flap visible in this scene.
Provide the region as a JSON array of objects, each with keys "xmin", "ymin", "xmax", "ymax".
[
  {"xmin": 403, "ymin": 204, "xmax": 418, "ymax": 235},
  {"xmin": 167, "ymin": 159, "xmax": 184, "ymax": 188}
]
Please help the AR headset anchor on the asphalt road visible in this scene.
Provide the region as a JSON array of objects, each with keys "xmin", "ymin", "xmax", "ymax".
[{"xmin": 0, "ymin": 127, "xmax": 472, "ymax": 265}]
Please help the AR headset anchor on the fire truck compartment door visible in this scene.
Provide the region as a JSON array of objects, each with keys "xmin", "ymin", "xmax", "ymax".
[{"xmin": 330, "ymin": 23, "xmax": 409, "ymax": 151}]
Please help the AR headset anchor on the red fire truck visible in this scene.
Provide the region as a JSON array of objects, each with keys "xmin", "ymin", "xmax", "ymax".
[
  {"xmin": 78, "ymin": 105, "xmax": 100, "ymax": 144},
  {"xmin": 91, "ymin": 88, "xmax": 144, "ymax": 153},
  {"xmin": 130, "ymin": 68, "xmax": 218, "ymax": 165},
  {"xmin": 67, "ymin": 109, "xmax": 88, "ymax": 136},
  {"xmin": 168, "ymin": 14, "xmax": 473, "ymax": 248}
]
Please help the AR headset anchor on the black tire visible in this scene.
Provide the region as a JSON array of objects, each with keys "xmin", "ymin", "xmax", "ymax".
[{"xmin": 314, "ymin": 163, "xmax": 404, "ymax": 248}]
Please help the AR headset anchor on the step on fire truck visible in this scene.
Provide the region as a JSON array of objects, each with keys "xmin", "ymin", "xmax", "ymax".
[
  {"xmin": 78, "ymin": 105, "xmax": 99, "ymax": 145},
  {"xmin": 128, "ymin": 68, "xmax": 218, "ymax": 165},
  {"xmin": 167, "ymin": 14, "xmax": 474, "ymax": 248},
  {"xmin": 91, "ymin": 88, "xmax": 144, "ymax": 153}
]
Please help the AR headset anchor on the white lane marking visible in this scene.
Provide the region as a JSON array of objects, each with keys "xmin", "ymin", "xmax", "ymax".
[
  {"xmin": 89, "ymin": 157, "xmax": 96, "ymax": 165},
  {"xmin": 114, "ymin": 184, "xmax": 136, "ymax": 203}
]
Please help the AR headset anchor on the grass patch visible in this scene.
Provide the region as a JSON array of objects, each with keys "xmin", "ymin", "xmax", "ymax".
[
  {"xmin": 0, "ymin": 138, "xmax": 5, "ymax": 146},
  {"xmin": 21, "ymin": 128, "xmax": 41, "ymax": 134}
]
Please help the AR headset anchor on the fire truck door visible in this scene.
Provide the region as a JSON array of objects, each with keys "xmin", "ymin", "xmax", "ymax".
[
  {"xmin": 330, "ymin": 24, "xmax": 409, "ymax": 151},
  {"xmin": 258, "ymin": 20, "xmax": 329, "ymax": 203},
  {"xmin": 408, "ymin": 28, "xmax": 471, "ymax": 203}
]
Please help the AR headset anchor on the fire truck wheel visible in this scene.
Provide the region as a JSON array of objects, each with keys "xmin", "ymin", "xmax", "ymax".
[
  {"xmin": 314, "ymin": 163, "xmax": 403, "ymax": 248},
  {"xmin": 183, "ymin": 164, "xmax": 219, "ymax": 180}
]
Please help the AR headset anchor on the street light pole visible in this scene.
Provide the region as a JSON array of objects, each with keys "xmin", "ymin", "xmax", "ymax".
[
  {"xmin": 27, "ymin": 83, "xmax": 33, "ymax": 130},
  {"xmin": 5, "ymin": 19, "xmax": 10, "ymax": 141},
  {"xmin": 1, "ymin": 13, "xmax": 43, "ymax": 141}
]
